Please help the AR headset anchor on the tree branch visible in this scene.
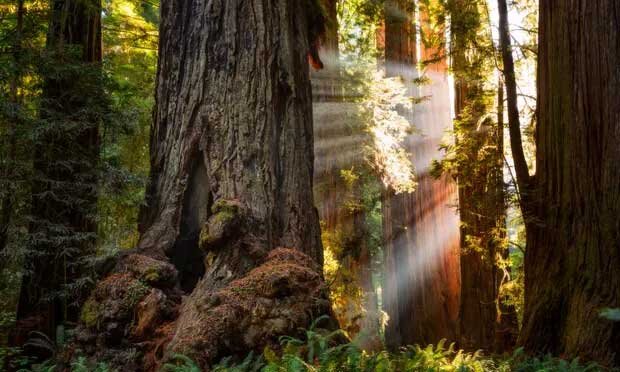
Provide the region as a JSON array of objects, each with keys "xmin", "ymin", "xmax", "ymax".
[{"xmin": 497, "ymin": 0, "xmax": 531, "ymax": 195}]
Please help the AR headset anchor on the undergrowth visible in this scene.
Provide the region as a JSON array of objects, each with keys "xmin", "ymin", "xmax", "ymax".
[
  {"xmin": 162, "ymin": 316, "xmax": 608, "ymax": 372},
  {"xmin": 6, "ymin": 315, "xmax": 617, "ymax": 371}
]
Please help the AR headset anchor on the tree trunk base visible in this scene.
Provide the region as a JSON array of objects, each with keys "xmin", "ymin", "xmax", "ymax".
[{"xmin": 75, "ymin": 248, "xmax": 331, "ymax": 370}]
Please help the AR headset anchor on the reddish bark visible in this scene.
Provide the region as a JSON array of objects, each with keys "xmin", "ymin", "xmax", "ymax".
[
  {"xmin": 516, "ymin": 0, "xmax": 620, "ymax": 365},
  {"xmin": 382, "ymin": 1, "xmax": 460, "ymax": 348}
]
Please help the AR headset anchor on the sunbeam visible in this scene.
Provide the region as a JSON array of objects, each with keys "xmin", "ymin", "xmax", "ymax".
[{"xmin": 312, "ymin": 39, "xmax": 461, "ymax": 346}]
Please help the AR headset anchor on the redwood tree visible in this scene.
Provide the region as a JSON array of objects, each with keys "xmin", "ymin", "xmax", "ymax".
[
  {"xmin": 142, "ymin": 0, "xmax": 326, "ymax": 331},
  {"xmin": 138, "ymin": 0, "xmax": 323, "ymax": 289},
  {"xmin": 77, "ymin": 0, "xmax": 331, "ymax": 369},
  {"xmin": 382, "ymin": 0, "xmax": 460, "ymax": 348},
  {"xmin": 499, "ymin": 0, "xmax": 620, "ymax": 365},
  {"xmin": 381, "ymin": 0, "xmax": 417, "ymax": 349}
]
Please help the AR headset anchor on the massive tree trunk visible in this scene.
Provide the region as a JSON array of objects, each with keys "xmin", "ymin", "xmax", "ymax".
[
  {"xmin": 517, "ymin": 0, "xmax": 620, "ymax": 365},
  {"xmin": 138, "ymin": 0, "xmax": 323, "ymax": 284},
  {"xmin": 145, "ymin": 0, "xmax": 325, "ymax": 349},
  {"xmin": 382, "ymin": 0, "xmax": 460, "ymax": 349},
  {"xmin": 451, "ymin": 1, "xmax": 516, "ymax": 352},
  {"xmin": 13, "ymin": 0, "xmax": 101, "ymax": 345},
  {"xmin": 77, "ymin": 1, "xmax": 331, "ymax": 369}
]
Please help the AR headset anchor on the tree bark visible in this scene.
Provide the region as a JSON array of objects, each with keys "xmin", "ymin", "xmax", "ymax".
[
  {"xmin": 13, "ymin": 0, "xmax": 101, "ymax": 345},
  {"xmin": 146, "ymin": 0, "xmax": 325, "ymax": 332},
  {"xmin": 518, "ymin": 0, "xmax": 620, "ymax": 366},
  {"xmin": 138, "ymin": 0, "xmax": 323, "ymax": 281},
  {"xmin": 154, "ymin": 0, "xmax": 328, "ymax": 366}
]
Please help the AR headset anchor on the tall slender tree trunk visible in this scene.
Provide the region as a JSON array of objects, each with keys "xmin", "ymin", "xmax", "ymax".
[
  {"xmin": 13, "ymin": 0, "xmax": 101, "ymax": 345},
  {"xmin": 497, "ymin": 0, "xmax": 530, "ymax": 197},
  {"xmin": 494, "ymin": 80, "xmax": 519, "ymax": 352},
  {"xmin": 451, "ymin": 1, "xmax": 516, "ymax": 352},
  {"xmin": 496, "ymin": 0, "xmax": 533, "ymax": 353},
  {"xmin": 382, "ymin": 0, "xmax": 460, "ymax": 348},
  {"xmin": 517, "ymin": 1, "xmax": 620, "ymax": 365},
  {"xmin": 382, "ymin": 0, "xmax": 416, "ymax": 349}
]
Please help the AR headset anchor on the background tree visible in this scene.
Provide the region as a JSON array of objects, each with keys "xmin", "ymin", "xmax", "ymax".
[
  {"xmin": 12, "ymin": 0, "xmax": 103, "ymax": 345},
  {"xmin": 380, "ymin": 0, "xmax": 417, "ymax": 350},
  {"xmin": 0, "ymin": 0, "xmax": 38, "ymax": 347},
  {"xmin": 0, "ymin": 0, "xmax": 24, "ymax": 265},
  {"xmin": 97, "ymin": 0, "xmax": 159, "ymax": 252},
  {"xmin": 313, "ymin": 0, "xmax": 385, "ymax": 346},
  {"xmin": 381, "ymin": 0, "xmax": 460, "ymax": 349},
  {"xmin": 443, "ymin": 0, "xmax": 517, "ymax": 351}
]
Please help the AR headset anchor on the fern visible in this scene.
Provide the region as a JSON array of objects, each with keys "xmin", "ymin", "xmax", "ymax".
[
  {"xmin": 24, "ymin": 331, "xmax": 57, "ymax": 357},
  {"xmin": 169, "ymin": 331, "xmax": 604, "ymax": 372},
  {"xmin": 212, "ymin": 352, "xmax": 263, "ymax": 372},
  {"xmin": 162, "ymin": 354, "xmax": 202, "ymax": 372},
  {"xmin": 600, "ymin": 308, "xmax": 620, "ymax": 322}
]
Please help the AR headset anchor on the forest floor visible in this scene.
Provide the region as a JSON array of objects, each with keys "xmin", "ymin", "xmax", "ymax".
[{"xmin": 2, "ymin": 326, "xmax": 611, "ymax": 372}]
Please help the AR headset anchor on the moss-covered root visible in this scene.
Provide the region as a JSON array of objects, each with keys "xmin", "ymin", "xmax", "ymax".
[
  {"xmin": 165, "ymin": 248, "xmax": 332, "ymax": 369},
  {"xmin": 76, "ymin": 254, "xmax": 181, "ymax": 367},
  {"xmin": 78, "ymin": 273, "xmax": 150, "ymax": 337}
]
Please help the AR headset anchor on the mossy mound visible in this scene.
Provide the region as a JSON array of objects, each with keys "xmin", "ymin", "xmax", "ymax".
[
  {"xmin": 76, "ymin": 255, "xmax": 182, "ymax": 360},
  {"xmin": 165, "ymin": 248, "xmax": 331, "ymax": 368},
  {"xmin": 122, "ymin": 254, "xmax": 178, "ymax": 287},
  {"xmin": 79, "ymin": 273, "xmax": 150, "ymax": 340}
]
